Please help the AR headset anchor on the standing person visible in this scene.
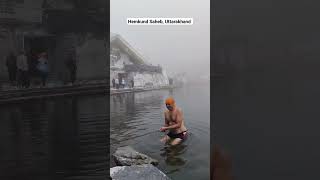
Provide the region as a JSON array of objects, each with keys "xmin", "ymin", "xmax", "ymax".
[
  {"xmin": 160, "ymin": 97, "xmax": 188, "ymax": 146},
  {"xmin": 5, "ymin": 51, "xmax": 17, "ymax": 85},
  {"xmin": 17, "ymin": 50, "xmax": 29, "ymax": 88},
  {"xmin": 27, "ymin": 50, "xmax": 37, "ymax": 77},
  {"xmin": 112, "ymin": 78, "xmax": 115, "ymax": 88},
  {"xmin": 37, "ymin": 52, "xmax": 49, "ymax": 87},
  {"xmin": 115, "ymin": 78, "xmax": 119, "ymax": 89},
  {"xmin": 131, "ymin": 79, "xmax": 134, "ymax": 88},
  {"xmin": 122, "ymin": 78, "xmax": 126, "ymax": 88},
  {"xmin": 169, "ymin": 78, "xmax": 173, "ymax": 85},
  {"xmin": 65, "ymin": 54, "xmax": 77, "ymax": 85}
]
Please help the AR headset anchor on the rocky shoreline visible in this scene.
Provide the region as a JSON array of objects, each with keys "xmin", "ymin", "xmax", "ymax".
[{"xmin": 110, "ymin": 146, "xmax": 170, "ymax": 180}]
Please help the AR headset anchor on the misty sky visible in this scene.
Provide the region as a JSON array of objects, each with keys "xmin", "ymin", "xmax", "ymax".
[{"xmin": 111, "ymin": 0, "xmax": 210, "ymax": 80}]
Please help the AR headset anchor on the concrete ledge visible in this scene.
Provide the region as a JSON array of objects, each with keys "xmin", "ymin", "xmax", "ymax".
[
  {"xmin": 0, "ymin": 83, "xmax": 177, "ymax": 104},
  {"xmin": 111, "ymin": 86, "xmax": 174, "ymax": 95},
  {"xmin": 0, "ymin": 83, "xmax": 108, "ymax": 104}
]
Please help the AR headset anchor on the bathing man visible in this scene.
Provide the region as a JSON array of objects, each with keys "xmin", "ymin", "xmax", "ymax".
[{"xmin": 160, "ymin": 97, "xmax": 188, "ymax": 145}]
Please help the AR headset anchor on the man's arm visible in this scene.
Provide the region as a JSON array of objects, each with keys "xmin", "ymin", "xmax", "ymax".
[
  {"xmin": 164, "ymin": 112, "xmax": 169, "ymax": 127},
  {"xmin": 160, "ymin": 112, "xmax": 170, "ymax": 132}
]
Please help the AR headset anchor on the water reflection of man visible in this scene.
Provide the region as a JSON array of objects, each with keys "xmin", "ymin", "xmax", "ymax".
[
  {"xmin": 160, "ymin": 97, "xmax": 188, "ymax": 146},
  {"xmin": 160, "ymin": 144, "xmax": 187, "ymax": 166}
]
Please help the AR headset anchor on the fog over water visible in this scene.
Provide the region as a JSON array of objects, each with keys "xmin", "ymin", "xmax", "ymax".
[{"xmin": 110, "ymin": 0, "xmax": 210, "ymax": 82}]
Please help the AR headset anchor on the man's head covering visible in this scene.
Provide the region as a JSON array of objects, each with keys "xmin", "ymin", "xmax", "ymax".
[{"xmin": 165, "ymin": 97, "xmax": 175, "ymax": 106}]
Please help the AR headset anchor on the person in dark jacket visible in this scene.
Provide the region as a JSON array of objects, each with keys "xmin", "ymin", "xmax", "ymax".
[
  {"xmin": 37, "ymin": 52, "xmax": 49, "ymax": 87},
  {"xmin": 112, "ymin": 78, "xmax": 116, "ymax": 88},
  {"xmin": 6, "ymin": 52, "xmax": 17, "ymax": 85},
  {"xmin": 65, "ymin": 54, "xmax": 77, "ymax": 85},
  {"xmin": 17, "ymin": 50, "xmax": 29, "ymax": 88}
]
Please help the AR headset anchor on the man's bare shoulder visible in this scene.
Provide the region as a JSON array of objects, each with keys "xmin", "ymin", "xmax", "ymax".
[{"xmin": 176, "ymin": 107, "xmax": 183, "ymax": 114}]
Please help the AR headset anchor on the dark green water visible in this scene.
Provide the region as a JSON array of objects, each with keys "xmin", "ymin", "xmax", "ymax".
[{"xmin": 110, "ymin": 85, "xmax": 210, "ymax": 180}]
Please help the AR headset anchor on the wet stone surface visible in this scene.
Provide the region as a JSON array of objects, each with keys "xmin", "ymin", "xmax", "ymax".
[
  {"xmin": 110, "ymin": 164, "xmax": 171, "ymax": 180},
  {"xmin": 112, "ymin": 146, "xmax": 159, "ymax": 166}
]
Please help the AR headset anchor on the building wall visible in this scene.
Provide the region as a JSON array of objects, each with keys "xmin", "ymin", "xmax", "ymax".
[
  {"xmin": 110, "ymin": 70, "xmax": 169, "ymax": 88},
  {"xmin": 0, "ymin": 0, "xmax": 42, "ymax": 80},
  {"xmin": 15, "ymin": 0, "xmax": 43, "ymax": 23},
  {"xmin": 110, "ymin": 69, "xmax": 125, "ymax": 82},
  {"xmin": 110, "ymin": 48, "xmax": 135, "ymax": 83},
  {"xmin": 76, "ymin": 35, "xmax": 107, "ymax": 80},
  {"xmin": 111, "ymin": 51, "xmax": 133, "ymax": 69},
  {"xmin": 50, "ymin": 33, "xmax": 76, "ymax": 83},
  {"xmin": 131, "ymin": 72, "xmax": 169, "ymax": 87},
  {"xmin": 110, "ymin": 36, "xmax": 169, "ymax": 88},
  {"xmin": 110, "ymin": 70, "xmax": 117, "ymax": 82},
  {"xmin": 0, "ymin": 0, "xmax": 43, "ymax": 23},
  {"xmin": 43, "ymin": 0, "xmax": 74, "ymax": 10},
  {"xmin": 0, "ymin": 27, "xmax": 17, "ymax": 80}
]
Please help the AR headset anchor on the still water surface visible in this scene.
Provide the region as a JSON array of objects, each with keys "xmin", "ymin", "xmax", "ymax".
[
  {"xmin": 0, "ymin": 85, "xmax": 210, "ymax": 180},
  {"xmin": 0, "ymin": 95, "xmax": 108, "ymax": 180},
  {"xmin": 110, "ymin": 85, "xmax": 210, "ymax": 180}
]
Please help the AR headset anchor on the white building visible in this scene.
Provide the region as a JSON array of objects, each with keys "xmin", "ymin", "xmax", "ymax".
[{"xmin": 110, "ymin": 33, "xmax": 169, "ymax": 88}]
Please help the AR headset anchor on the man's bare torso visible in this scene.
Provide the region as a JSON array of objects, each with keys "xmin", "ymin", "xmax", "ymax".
[{"xmin": 165, "ymin": 108, "xmax": 187, "ymax": 134}]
